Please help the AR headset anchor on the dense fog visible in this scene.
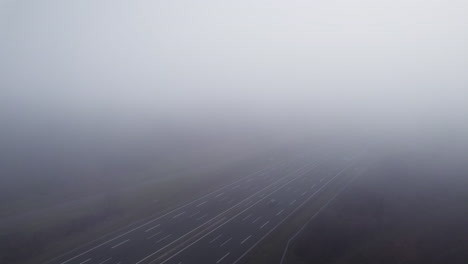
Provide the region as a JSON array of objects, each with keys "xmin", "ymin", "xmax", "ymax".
[
  {"xmin": 1, "ymin": 1, "xmax": 467, "ymax": 264},
  {"xmin": 1, "ymin": 0, "xmax": 468, "ymax": 223},
  {"xmin": 2, "ymin": 0, "xmax": 467, "ymax": 136}
]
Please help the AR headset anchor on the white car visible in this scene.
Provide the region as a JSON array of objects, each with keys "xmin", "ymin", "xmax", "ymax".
[{"xmin": 268, "ymin": 198, "xmax": 278, "ymax": 206}]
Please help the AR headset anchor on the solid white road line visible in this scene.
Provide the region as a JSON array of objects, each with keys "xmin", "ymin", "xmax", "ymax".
[
  {"xmin": 232, "ymin": 157, "xmax": 358, "ymax": 264},
  {"xmin": 252, "ymin": 216, "xmax": 261, "ymax": 224},
  {"xmin": 301, "ymin": 191, "xmax": 308, "ymax": 196},
  {"xmin": 157, "ymin": 169, "xmax": 316, "ymax": 264},
  {"xmin": 141, "ymin": 161, "xmax": 321, "ymax": 264},
  {"xmin": 188, "ymin": 211, "xmax": 200, "ymax": 218},
  {"xmin": 310, "ymin": 184, "xmax": 316, "ymax": 189},
  {"xmin": 196, "ymin": 214, "xmax": 208, "ymax": 221},
  {"xmin": 279, "ymin": 171, "xmax": 362, "ymax": 264},
  {"xmin": 240, "ymin": 235, "xmax": 252, "ymax": 244},
  {"xmin": 220, "ymin": 237, "xmax": 232, "ymax": 247},
  {"xmin": 289, "ymin": 200, "xmax": 296, "ymax": 205},
  {"xmin": 55, "ymin": 166, "xmax": 271, "ymax": 264},
  {"xmin": 145, "ymin": 224, "xmax": 160, "ymax": 232},
  {"xmin": 172, "ymin": 212, "xmax": 185, "ymax": 218},
  {"xmin": 232, "ymin": 184, "xmax": 241, "ymax": 189},
  {"xmin": 196, "ymin": 201, "xmax": 207, "ymax": 207},
  {"xmin": 242, "ymin": 214, "xmax": 252, "ymax": 221},
  {"xmin": 216, "ymin": 252, "xmax": 230, "ymax": 263},
  {"xmin": 215, "ymin": 192, "xmax": 225, "ymax": 198},
  {"xmin": 147, "ymin": 231, "xmax": 162, "ymax": 239},
  {"xmin": 243, "ymin": 201, "xmax": 253, "ymax": 207},
  {"xmin": 96, "ymin": 258, "xmax": 112, "ymax": 264},
  {"xmin": 111, "ymin": 239, "xmax": 129, "ymax": 249},
  {"xmin": 260, "ymin": 221, "xmax": 270, "ymax": 229},
  {"xmin": 209, "ymin": 234, "xmax": 223, "ymax": 244},
  {"xmin": 276, "ymin": 209, "xmax": 284, "ymax": 216},
  {"xmin": 157, "ymin": 234, "xmax": 172, "ymax": 243},
  {"xmin": 79, "ymin": 259, "xmax": 91, "ymax": 264}
]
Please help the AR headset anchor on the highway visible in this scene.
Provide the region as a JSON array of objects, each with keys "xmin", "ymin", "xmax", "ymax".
[{"xmin": 45, "ymin": 150, "xmax": 358, "ymax": 264}]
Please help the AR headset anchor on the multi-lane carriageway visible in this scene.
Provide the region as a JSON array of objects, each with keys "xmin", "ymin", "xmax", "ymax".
[{"xmin": 46, "ymin": 151, "xmax": 359, "ymax": 264}]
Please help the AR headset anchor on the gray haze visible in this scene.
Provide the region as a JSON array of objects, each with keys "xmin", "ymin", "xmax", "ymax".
[
  {"xmin": 1, "ymin": 0, "xmax": 468, "ymax": 170},
  {"xmin": 1, "ymin": 2, "xmax": 468, "ymax": 264}
]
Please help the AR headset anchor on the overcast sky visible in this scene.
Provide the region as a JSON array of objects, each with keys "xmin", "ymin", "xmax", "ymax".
[{"xmin": 1, "ymin": 0, "xmax": 467, "ymax": 144}]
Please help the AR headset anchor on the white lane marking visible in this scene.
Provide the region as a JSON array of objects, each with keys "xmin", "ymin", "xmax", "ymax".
[
  {"xmin": 240, "ymin": 235, "xmax": 252, "ymax": 244},
  {"xmin": 219, "ymin": 196, "xmax": 228, "ymax": 202},
  {"xmin": 252, "ymin": 216, "xmax": 261, "ymax": 224},
  {"xmin": 320, "ymin": 177, "xmax": 324, "ymax": 182},
  {"xmin": 260, "ymin": 221, "xmax": 270, "ymax": 229},
  {"xmin": 310, "ymin": 184, "xmax": 316, "ymax": 189},
  {"xmin": 196, "ymin": 201, "xmax": 207, "ymax": 207},
  {"xmin": 55, "ymin": 166, "xmax": 271, "ymax": 264},
  {"xmin": 215, "ymin": 192, "xmax": 225, "ymax": 198},
  {"xmin": 196, "ymin": 214, "xmax": 208, "ymax": 221},
  {"xmin": 228, "ymin": 198, "xmax": 236, "ymax": 203},
  {"xmin": 145, "ymin": 224, "xmax": 160, "ymax": 232},
  {"xmin": 157, "ymin": 234, "xmax": 172, "ymax": 243},
  {"xmin": 289, "ymin": 200, "xmax": 296, "ymax": 206},
  {"xmin": 209, "ymin": 234, "xmax": 223, "ymax": 244},
  {"xmin": 216, "ymin": 252, "xmax": 230, "ymax": 263},
  {"xmin": 96, "ymin": 258, "xmax": 111, "ymax": 264},
  {"xmin": 243, "ymin": 201, "xmax": 253, "ymax": 207},
  {"xmin": 279, "ymin": 170, "xmax": 361, "ymax": 264},
  {"xmin": 111, "ymin": 239, "xmax": 129, "ymax": 249},
  {"xmin": 157, "ymin": 163, "xmax": 321, "ymax": 264},
  {"xmin": 147, "ymin": 231, "xmax": 162, "ymax": 239},
  {"xmin": 276, "ymin": 209, "xmax": 284, "ymax": 216},
  {"xmin": 79, "ymin": 259, "xmax": 91, "ymax": 264},
  {"xmin": 232, "ymin": 184, "xmax": 241, "ymax": 189},
  {"xmin": 141, "ymin": 162, "xmax": 320, "ymax": 264},
  {"xmin": 220, "ymin": 237, "xmax": 232, "ymax": 247},
  {"xmin": 172, "ymin": 212, "xmax": 186, "ymax": 218},
  {"xmin": 242, "ymin": 214, "xmax": 252, "ymax": 221},
  {"xmin": 188, "ymin": 211, "xmax": 200, "ymax": 218},
  {"xmin": 232, "ymin": 157, "xmax": 359, "ymax": 264},
  {"xmin": 301, "ymin": 191, "xmax": 308, "ymax": 196}
]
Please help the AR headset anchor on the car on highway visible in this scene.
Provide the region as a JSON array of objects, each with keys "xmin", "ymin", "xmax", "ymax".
[{"xmin": 268, "ymin": 198, "xmax": 278, "ymax": 207}]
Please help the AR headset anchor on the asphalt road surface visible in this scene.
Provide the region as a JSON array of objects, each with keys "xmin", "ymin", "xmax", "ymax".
[{"xmin": 45, "ymin": 150, "xmax": 359, "ymax": 264}]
